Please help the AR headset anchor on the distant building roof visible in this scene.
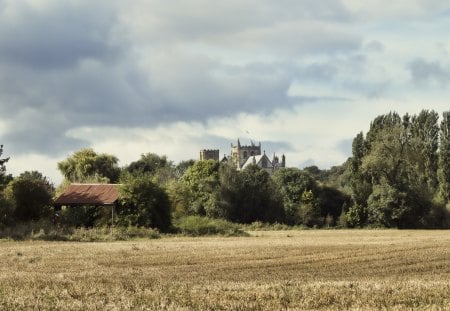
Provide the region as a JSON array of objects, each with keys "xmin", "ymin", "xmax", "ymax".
[
  {"xmin": 242, "ymin": 153, "xmax": 273, "ymax": 170},
  {"xmin": 54, "ymin": 184, "xmax": 120, "ymax": 206}
]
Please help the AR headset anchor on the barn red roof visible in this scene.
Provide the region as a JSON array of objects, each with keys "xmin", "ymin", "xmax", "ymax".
[{"xmin": 54, "ymin": 184, "xmax": 120, "ymax": 206}]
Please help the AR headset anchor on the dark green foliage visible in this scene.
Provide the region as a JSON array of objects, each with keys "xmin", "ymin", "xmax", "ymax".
[
  {"xmin": 315, "ymin": 185, "xmax": 351, "ymax": 223},
  {"xmin": 365, "ymin": 112, "xmax": 402, "ymax": 151},
  {"xmin": 60, "ymin": 205, "xmax": 105, "ymax": 228},
  {"xmin": 0, "ymin": 195, "xmax": 14, "ymax": 227},
  {"xmin": 125, "ymin": 153, "xmax": 176, "ymax": 186},
  {"xmin": 127, "ymin": 153, "xmax": 171, "ymax": 175},
  {"xmin": 298, "ymin": 190, "xmax": 321, "ymax": 227},
  {"xmin": 438, "ymin": 111, "xmax": 450, "ymax": 202},
  {"xmin": 347, "ymin": 110, "xmax": 447, "ymax": 228},
  {"xmin": 174, "ymin": 159, "xmax": 196, "ymax": 178},
  {"xmin": 272, "ymin": 168, "xmax": 317, "ymax": 225},
  {"xmin": 229, "ymin": 164, "xmax": 285, "ymax": 224},
  {"xmin": 5, "ymin": 171, "xmax": 54, "ymax": 222},
  {"xmin": 118, "ymin": 173, "xmax": 172, "ymax": 232},
  {"xmin": 0, "ymin": 145, "xmax": 13, "ymax": 227},
  {"xmin": 208, "ymin": 163, "xmax": 241, "ymax": 219},
  {"xmin": 180, "ymin": 160, "xmax": 220, "ymax": 216},
  {"xmin": 303, "ymin": 165, "xmax": 327, "ymax": 182},
  {"xmin": 0, "ymin": 145, "xmax": 12, "ymax": 191},
  {"xmin": 366, "ymin": 183, "xmax": 407, "ymax": 227},
  {"xmin": 348, "ymin": 132, "xmax": 371, "ymax": 223},
  {"xmin": 0, "ymin": 145, "xmax": 9, "ymax": 173},
  {"xmin": 180, "ymin": 161, "xmax": 284, "ymax": 224},
  {"xmin": 410, "ymin": 110, "xmax": 439, "ymax": 193},
  {"xmin": 345, "ymin": 204, "xmax": 366, "ymax": 228},
  {"xmin": 58, "ymin": 148, "xmax": 121, "ymax": 183}
]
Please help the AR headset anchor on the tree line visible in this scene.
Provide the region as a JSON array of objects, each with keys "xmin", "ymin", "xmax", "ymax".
[{"xmin": 1, "ymin": 109, "xmax": 449, "ymax": 231}]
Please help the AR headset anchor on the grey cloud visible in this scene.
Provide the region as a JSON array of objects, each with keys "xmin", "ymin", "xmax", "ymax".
[
  {"xmin": 0, "ymin": 1, "xmax": 121, "ymax": 70},
  {"xmin": 300, "ymin": 63, "xmax": 338, "ymax": 82},
  {"xmin": 364, "ymin": 40, "xmax": 384, "ymax": 53},
  {"xmin": 408, "ymin": 58, "xmax": 450, "ymax": 85},
  {"xmin": 1, "ymin": 107, "xmax": 87, "ymax": 155},
  {"xmin": 0, "ymin": 1, "xmax": 364, "ymax": 157}
]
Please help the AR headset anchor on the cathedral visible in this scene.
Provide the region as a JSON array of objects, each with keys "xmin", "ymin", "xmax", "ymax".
[{"xmin": 200, "ymin": 139, "xmax": 286, "ymax": 174}]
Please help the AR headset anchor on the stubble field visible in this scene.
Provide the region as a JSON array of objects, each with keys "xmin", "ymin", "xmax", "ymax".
[{"xmin": 0, "ymin": 230, "xmax": 449, "ymax": 310}]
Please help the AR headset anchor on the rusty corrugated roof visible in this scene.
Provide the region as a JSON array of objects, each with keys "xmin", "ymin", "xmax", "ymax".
[{"xmin": 54, "ymin": 184, "xmax": 120, "ymax": 206}]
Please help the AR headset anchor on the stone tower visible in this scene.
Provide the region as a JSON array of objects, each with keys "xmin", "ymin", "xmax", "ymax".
[
  {"xmin": 199, "ymin": 149, "xmax": 219, "ymax": 161},
  {"xmin": 230, "ymin": 139, "xmax": 261, "ymax": 169}
]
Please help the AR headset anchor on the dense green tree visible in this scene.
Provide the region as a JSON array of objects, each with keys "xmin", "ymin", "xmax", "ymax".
[
  {"xmin": 303, "ymin": 165, "xmax": 327, "ymax": 182},
  {"xmin": 180, "ymin": 160, "xmax": 220, "ymax": 215},
  {"xmin": 126, "ymin": 153, "xmax": 171, "ymax": 175},
  {"xmin": 0, "ymin": 195, "xmax": 14, "ymax": 227},
  {"xmin": 323, "ymin": 161, "xmax": 352, "ymax": 193},
  {"xmin": 349, "ymin": 132, "xmax": 371, "ymax": 211},
  {"xmin": 438, "ymin": 111, "xmax": 450, "ymax": 202},
  {"xmin": 0, "ymin": 145, "xmax": 13, "ymax": 226},
  {"xmin": 354, "ymin": 113, "xmax": 437, "ymax": 228},
  {"xmin": 272, "ymin": 168, "xmax": 317, "ymax": 225},
  {"xmin": 0, "ymin": 145, "xmax": 12, "ymax": 190},
  {"xmin": 0, "ymin": 145, "xmax": 9, "ymax": 175},
  {"xmin": 58, "ymin": 148, "xmax": 121, "ymax": 183},
  {"xmin": 174, "ymin": 160, "xmax": 196, "ymax": 179},
  {"xmin": 5, "ymin": 171, "xmax": 54, "ymax": 222},
  {"xmin": 298, "ymin": 189, "xmax": 321, "ymax": 226},
  {"xmin": 315, "ymin": 185, "xmax": 351, "ymax": 223},
  {"xmin": 118, "ymin": 172, "xmax": 172, "ymax": 231},
  {"xmin": 365, "ymin": 112, "xmax": 402, "ymax": 152},
  {"xmin": 361, "ymin": 125, "xmax": 411, "ymax": 186},
  {"xmin": 208, "ymin": 163, "xmax": 241, "ymax": 219},
  {"xmin": 228, "ymin": 164, "xmax": 284, "ymax": 224},
  {"xmin": 366, "ymin": 183, "xmax": 407, "ymax": 227},
  {"xmin": 166, "ymin": 180, "xmax": 191, "ymax": 218},
  {"xmin": 410, "ymin": 110, "xmax": 439, "ymax": 193},
  {"xmin": 347, "ymin": 132, "xmax": 370, "ymax": 226},
  {"xmin": 360, "ymin": 125, "xmax": 419, "ymax": 227}
]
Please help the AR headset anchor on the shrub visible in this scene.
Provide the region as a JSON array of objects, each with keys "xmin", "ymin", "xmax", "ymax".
[
  {"xmin": 0, "ymin": 220, "xmax": 160, "ymax": 241},
  {"xmin": 119, "ymin": 172, "xmax": 172, "ymax": 231},
  {"xmin": 175, "ymin": 216, "xmax": 247, "ymax": 236},
  {"xmin": 243, "ymin": 221, "xmax": 305, "ymax": 231},
  {"xmin": 66, "ymin": 226, "xmax": 160, "ymax": 242}
]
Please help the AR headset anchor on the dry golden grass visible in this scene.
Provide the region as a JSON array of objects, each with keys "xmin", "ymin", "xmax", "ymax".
[{"xmin": 0, "ymin": 230, "xmax": 449, "ymax": 310}]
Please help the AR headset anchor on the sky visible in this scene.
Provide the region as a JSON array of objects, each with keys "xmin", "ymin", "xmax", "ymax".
[{"xmin": 1, "ymin": 0, "xmax": 450, "ymax": 185}]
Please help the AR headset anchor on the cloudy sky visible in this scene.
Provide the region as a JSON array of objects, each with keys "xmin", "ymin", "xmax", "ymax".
[{"xmin": 1, "ymin": 0, "xmax": 450, "ymax": 184}]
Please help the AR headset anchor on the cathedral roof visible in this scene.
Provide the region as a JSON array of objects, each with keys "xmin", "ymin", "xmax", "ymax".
[{"xmin": 242, "ymin": 154, "xmax": 273, "ymax": 170}]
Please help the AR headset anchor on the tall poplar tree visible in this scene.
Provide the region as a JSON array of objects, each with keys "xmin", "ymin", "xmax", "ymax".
[
  {"xmin": 438, "ymin": 111, "xmax": 450, "ymax": 201},
  {"xmin": 0, "ymin": 145, "xmax": 11, "ymax": 190},
  {"xmin": 411, "ymin": 110, "xmax": 439, "ymax": 193},
  {"xmin": 347, "ymin": 132, "xmax": 370, "ymax": 226}
]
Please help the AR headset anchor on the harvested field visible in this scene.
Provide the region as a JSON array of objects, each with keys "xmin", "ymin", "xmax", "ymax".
[{"xmin": 0, "ymin": 230, "xmax": 449, "ymax": 310}]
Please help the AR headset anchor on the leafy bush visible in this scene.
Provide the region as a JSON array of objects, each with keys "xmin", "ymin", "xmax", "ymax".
[
  {"xmin": 119, "ymin": 172, "xmax": 172, "ymax": 231},
  {"xmin": 0, "ymin": 220, "xmax": 160, "ymax": 241},
  {"xmin": 243, "ymin": 221, "xmax": 306, "ymax": 231},
  {"xmin": 65, "ymin": 226, "xmax": 160, "ymax": 242},
  {"xmin": 5, "ymin": 171, "xmax": 54, "ymax": 222},
  {"xmin": 175, "ymin": 216, "xmax": 247, "ymax": 236}
]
